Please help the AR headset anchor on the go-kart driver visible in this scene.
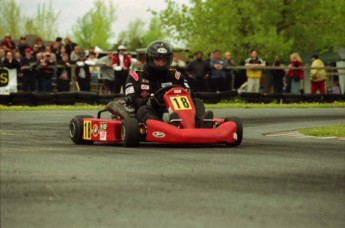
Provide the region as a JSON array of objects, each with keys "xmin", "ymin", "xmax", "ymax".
[{"xmin": 125, "ymin": 40, "xmax": 213, "ymax": 127}]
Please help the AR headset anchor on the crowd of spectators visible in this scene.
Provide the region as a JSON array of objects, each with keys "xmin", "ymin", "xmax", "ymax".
[
  {"xmin": 0, "ymin": 33, "xmax": 146, "ymax": 94},
  {"xmin": 0, "ymin": 33, "xmax": 340, "ymax": 95}
]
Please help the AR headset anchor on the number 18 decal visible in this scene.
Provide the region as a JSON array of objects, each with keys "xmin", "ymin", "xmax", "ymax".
[{"xmin": 170, "ymin": 96, "xmax": 192, "ymax": 110}]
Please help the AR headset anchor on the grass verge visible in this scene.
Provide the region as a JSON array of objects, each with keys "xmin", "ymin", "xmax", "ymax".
[{"xmin": 299, "ymin": 124, "xmax": 345, "ymax": 137}]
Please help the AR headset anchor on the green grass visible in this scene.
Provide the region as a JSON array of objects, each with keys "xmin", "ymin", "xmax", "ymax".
[
  {"xmin": 299, "ymin": 124, "xmax": 345, "ymax": 137},
  {"xmin": 1, "ymin": 101, "xmax": 345, "ymax": 111}
]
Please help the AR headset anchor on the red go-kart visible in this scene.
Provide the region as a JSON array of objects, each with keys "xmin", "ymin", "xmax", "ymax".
[{"xmin": 69, "ymin": 85, "xmax": 243, "ymax": 147}]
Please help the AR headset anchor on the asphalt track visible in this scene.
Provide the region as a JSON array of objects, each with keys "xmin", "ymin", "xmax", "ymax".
[{"xmin": 1, "ymin": 108, "xmax": 344, "ymax": 228}]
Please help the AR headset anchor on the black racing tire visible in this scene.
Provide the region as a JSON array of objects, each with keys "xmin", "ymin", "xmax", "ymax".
[
  {"xmin": 193, "ymin": 98, "xmax": 206, "ymax": 120},
  {"xmin": 69, "ymin": 115, "xmax": 94, "ymax": 144},
  {"xmin": 224, "ymin": 116, "xmax": 243, "ymax": 146},
  {"xmin": 121, "ymin": 118, "xmax": 140, "ymax": 147}
]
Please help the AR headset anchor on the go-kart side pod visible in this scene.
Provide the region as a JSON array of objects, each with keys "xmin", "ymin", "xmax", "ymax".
[
  {"xmin": 121, "ymin": 118, "xmax": 140, "ymax": 147},
  {"xmin": 224, "ymin": 116, "xmax": 243, "ymax": 146},
  {"xmin": 69, "ymin": 115, "xmax": 94, "ymax": 145}
]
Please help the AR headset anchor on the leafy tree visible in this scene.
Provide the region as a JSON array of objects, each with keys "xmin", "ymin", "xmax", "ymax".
[
  {"xmin": 142, "ymin": 15, "xmax": 166, "ymax": 46},
  {"xmin": 159, "ymin": 0, "xmax": 345, "ymax": 62},
  {"xmin": 0, "ymin": 0, "xmax": 23, "ymax": 39},
  {"xmin": 114, "ymin": 19, "xmax": 146, "ymax": 51},
  {"xmin": 71, "ymin": 0, "xmax": 117, "ymax": 50},
  {"xmin": 0, "ymin": 0, "xmax": 59, "ymax": 40},
  {"xmin": 23, "ymin": 0, "xmax": 60, "ymax": 40},
  {"xmin": 114, "ymin": 15, "xmax": 167, "ymax": 51}
]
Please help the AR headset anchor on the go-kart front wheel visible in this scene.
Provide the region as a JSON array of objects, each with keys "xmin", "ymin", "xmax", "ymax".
[
  {"xmin": 224, "ymin": 116, "xmax": 243, "ymax": 146},
  {"xmin": 69, "ymin": 115, "xmax": 94, "ymax": 145},
  {"xmin": 121, "ymin": 118, "xmax": 140, "ymax": 147}
]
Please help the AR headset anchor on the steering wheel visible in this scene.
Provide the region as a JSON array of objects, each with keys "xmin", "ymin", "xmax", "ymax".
[{"xmin": 149, "ymin": 85, "xmax": 181, "ymax": 111}]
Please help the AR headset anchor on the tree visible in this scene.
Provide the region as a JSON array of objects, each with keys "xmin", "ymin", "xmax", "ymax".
[
  {"xmin": 115, "ymin": 19, "xmax": 146, "ymax": 51},
  {"xmin": 23, "ymin": 0, "xmax": 60, "ymax": 40},
  {"xmin": 0, "ymin": 0, "xmax": 23, "ymax": 39},
  {"xmin": 114, "ymin": 15, "xmax": 167, "ymax": 51},
  {"xmin": 0, "ymin": 0, "xmax": 59, "ymax": 41},
  {"xmin": 159, "ymin": 0, "xmax": 345, "ymax": 62},
  {"xmin": 142, "ymin": 15, "xmax": 167, "ymax": 46},
  {"xmin": 72, "ymin": 0, "xmax": 117, "ymax": 50}
]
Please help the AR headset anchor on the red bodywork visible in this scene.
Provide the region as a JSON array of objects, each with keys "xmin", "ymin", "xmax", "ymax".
[{"xmin": 81, "ymin": 87, "xmax": 239, "ymax": 145}]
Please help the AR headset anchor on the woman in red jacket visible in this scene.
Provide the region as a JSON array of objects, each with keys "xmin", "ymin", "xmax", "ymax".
[
  {"xmin": 112, "ymin": 45, "xmax": 131, "ymax": 94},
  {"xmin": 286, "ymin": 52, "xmax": 304, "ymax": 94}
]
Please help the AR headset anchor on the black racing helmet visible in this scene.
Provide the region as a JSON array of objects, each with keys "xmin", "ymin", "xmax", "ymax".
[{"xmin": 145, "ymin": 40, "xmax": 173, "ymax": 71}]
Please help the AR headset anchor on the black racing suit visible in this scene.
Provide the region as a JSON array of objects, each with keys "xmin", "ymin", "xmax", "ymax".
[{"xmin": 125, "ymin": 64, "xmax": 190, "ymax": 123}]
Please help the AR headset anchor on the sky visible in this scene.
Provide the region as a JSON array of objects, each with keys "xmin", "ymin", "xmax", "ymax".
[{"xmin": 18, "ymin": 0, "xmax": 190, "ymax": 42}]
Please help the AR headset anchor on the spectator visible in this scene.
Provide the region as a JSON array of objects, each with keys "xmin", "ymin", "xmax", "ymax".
[
  {"xmin": 185, "ymin": 50, "xmax": 210, "ymax": 92},
  {"xmin": 33, "ymin": 37, "xmax": 46, "ymax": 53},
  {"xmin": 56, "ymin": 53, "xmax": 72, "ymax": 92},
  {"xmin": 64, "ymin": 37, "xmax": 77, "ymax": 56},
  {"xmin": 209, "ymin": 49, "xmax": 227, "ymax": 92},
  {"xmin": 129, "ymin": 55, "xmax": 143, "ymax": 71},
  {"xmin": 18, "ymin": 37, "xmax": 30, "ymax": 57},
  {"xmin": 310, "ymin": 54, "xmax": 327, "ymax": 94},
  {"xmin": 87, "ymin": 46, "xmax": 97, "ymax": 58},
  {"xmin": 20, "ymin": 48, "xmax": 36, "ymax": 92},
  {"xmin": 75, "ymin": 52, "xmax": 91, "ymax": 91},
  {"xmin": 32, "ymin": 44, "xmax": 41, "ymax": 60},
  {"xmin": 53, "ymin": 37, "xmax": 63, "ymax": 52},
  {"xmin": 286, "ymin": 52, "xmax": 304, "ymax": 94},
  {"xmin": 56, "ymin": 45, "xmax": 67, "ymax": 63},
  {"xmin": 33, "ymin": 52, "xmax": 43, "ymax": 89},
  {"xmin": 37, "ymin": 52, "xmax": 55, "ymax": 92},
  {"xmin": 44, "ymin": 46, "xmax": 57, "ymax": 63},
  {"xmin": 224, "ymin": 51, "xmax": 235, "ymax": 91},
  {"xmin": 0, "ymin": 47, "xmax": 5, "ymax": 67},
  {"xmin": 112, "ymin": 45, "xmax": 131, "ymax": 93},
  {"xmin": 270, "ymin": 57, "xmax": 285, "ymax": 93},
  {"xmin": 1, "ymin": 34, "xmax": 16, "ymax": 52},
  {"xmin": 96, "ymin": 50, "xmax": 115, "ymax": 94},
  {"xmin": 3, "ymin": 51, "xmax": 20, "ymax": 71},
  {"xmin": 244, "ymin": 49, "xmax": 265, "ymax": 93},
  {"xmin": 70, "ymin": 45, "xmax": 82, "ymax": 62},
  {"xmin": 85, "ymin": 51, "xmax": 99, "ymax": 87},
  {"xmin": 50, "ymin": 41, "xmax": 61, "ymax": 60}
]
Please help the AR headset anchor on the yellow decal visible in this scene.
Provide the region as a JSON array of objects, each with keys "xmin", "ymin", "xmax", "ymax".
[
  {"xmin": 83, "ymin": 120, "xmax": 92, "ymax": 140},
  {"xmin": 169, "ymin": 96, "xmax": 192, "ymax": 110},
  {"xmin": 0, "ymin": 70, "xmax": 9, "ymax": 86}
]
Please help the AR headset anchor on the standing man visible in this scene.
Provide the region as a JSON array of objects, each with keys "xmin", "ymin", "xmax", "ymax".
[
  {"xmin": 97, "ymin": 50, "xmax": 115, "ymax": 94},
  {"xmin": 209, "ymin": 50, "xmax": 227, "ymax": 92},
  {"xmin": 310, "ymin": 54, "xmax": 327, "ymax": 94},
  {"xmin": 112, "ymin": 45, "xmax": 131, "ymax": 93},
  {"xmin": 245, "ymin": 49, "xmax": 265, "ymax": 93},
  {"xmin": 20, "ymin": 48, "xmax": 36, "ymax": 92},
  {"xmin": 185, "ymin": 51, "xmax": 211, "ymax": 92}
]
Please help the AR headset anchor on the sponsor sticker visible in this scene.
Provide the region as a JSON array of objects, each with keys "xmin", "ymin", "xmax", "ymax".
[
  {"xmin": 175, "ymin": 71, "xmax": 181, "ymax": 80},
  {"xmin": 157, "ymin": 47, "xmax": 168, "ymax": 54},
  {"xmin": 141, "ymin": 84, "xmax": 150, "ymax": 90},
  {"xmin": 100, "ymin": 122, "xmax": 107, "ymax": 130},
  {"xmin": 152, "ymin": 131, "xmax": 166, "ymax": 138},
  {"xmin": 92, "ymin": 124, "xmax": 99, "ymax": 137},
  {"xmin": 100, "ymin": 131, "xmax": 107, "ymax": 141},
  {"xmin": 130, "ymin": 72, "xmax": 139, "ymax": 81},
  {"xmin": 125, "ymin": 86, "xmax": 135, "ymax": 94},
  {"xmin": 161, "ymin": 82, "xmax": 172, "ymax": 87}
]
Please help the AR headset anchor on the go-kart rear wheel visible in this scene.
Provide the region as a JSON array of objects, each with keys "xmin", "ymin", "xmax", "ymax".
[
  {"xmin": 69, "ymin": 115, "xmax": 94, "ymax": 144},
  {"xmin": 121, "ymin": 118, "xmax": 140, "ymax": 147},
  {"xmin": 224, "ymin": 116, "xmax": 243, "ymax": 146}
]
